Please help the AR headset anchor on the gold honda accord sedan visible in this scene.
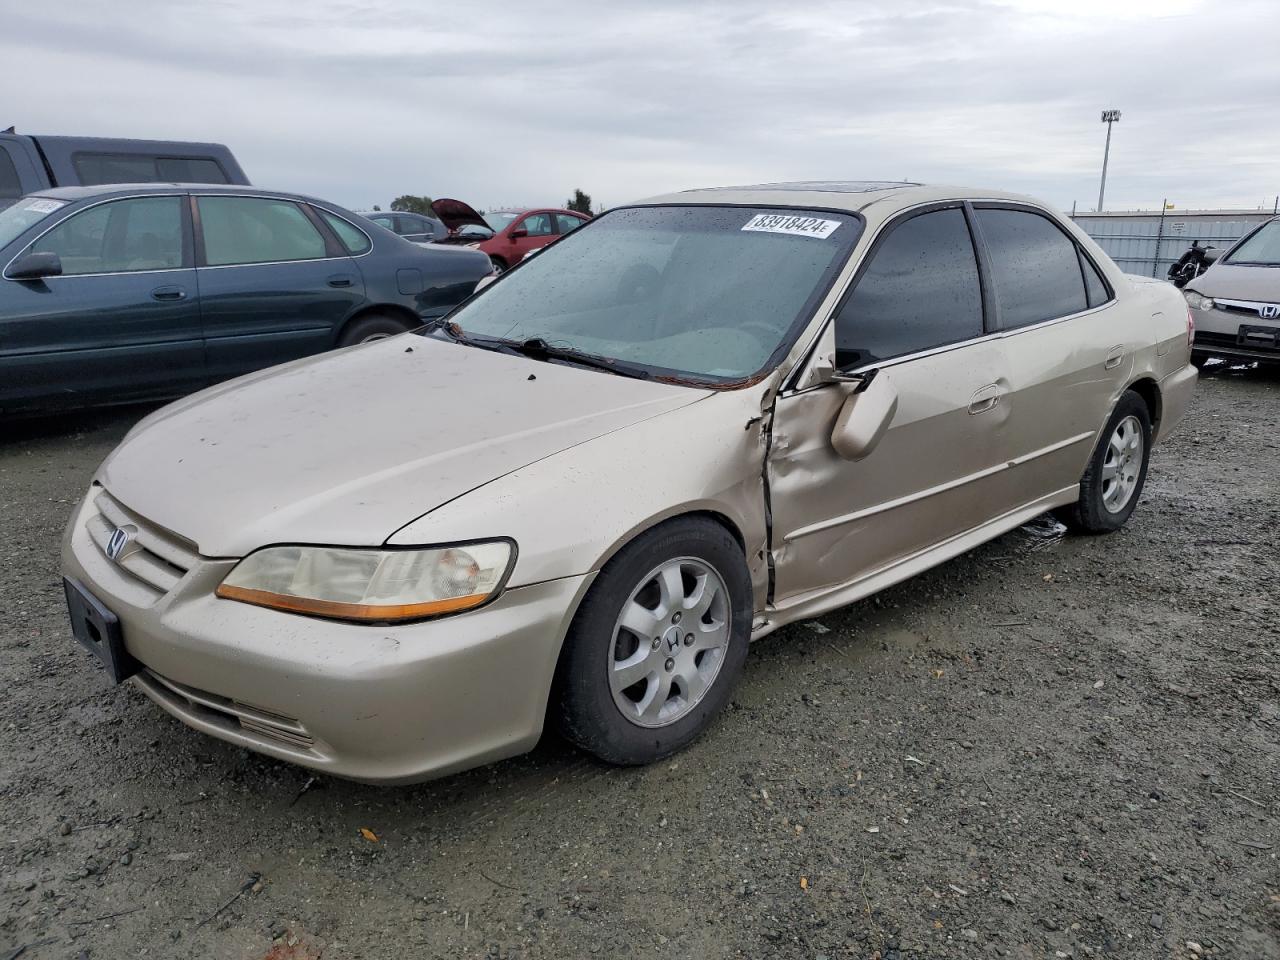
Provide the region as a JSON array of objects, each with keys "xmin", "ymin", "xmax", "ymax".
[{"xmin": 62, "ymin": 182, "xmax": 1198, "ymax": 783}]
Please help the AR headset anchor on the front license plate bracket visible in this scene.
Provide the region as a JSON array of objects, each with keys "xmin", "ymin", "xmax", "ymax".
[{"xmin": 63, "ymin": 577, "xmax": 140, "ymax": 684}]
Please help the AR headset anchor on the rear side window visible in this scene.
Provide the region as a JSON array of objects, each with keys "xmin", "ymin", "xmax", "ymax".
[
  {"xmin": 834, "ymin": 207, "xmax": 983, "ymax": 368},
  {"xmin": 556, "ymin": 213, "xmax": 587, "ymax": 234},
  {"xmin": 976, "ymin": 208, "xmax": 1088, "ymax": 328},
  {"xmin": 318, "ymin": 209, "xmax": 371, "ymax": 254},
  {"xmin": 398, "ymin": 215, "xmax": 425, "ymax": 235},
  {"xmin": 74, "ymin": 153, "xmax": 228, "ymax": 186},
  {"xmin": 199, "ymin": 196, "xmax": 327, "ymax": 266},
  {"xmin": 0, "ymin": 147, "xmax": 22, "ymax": 199},
  {"xmin": 155, "ymin": 157, "xmax": 227, "ymax": 184},
  {"xmin": 31, "ymin": 196, "xmax": 184, "ymax": 275}
]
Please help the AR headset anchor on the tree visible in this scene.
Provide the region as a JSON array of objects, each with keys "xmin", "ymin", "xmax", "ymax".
[
  {"xmin": 390, "ymin": 195, "xmax": 434, "ymax": 215},
  {"xmin": 372, "ymin": 204, "xmax": 382, "ymax": 212},
  {"xmin": 566, "ymin": 189, "xmax": 592, "ymax": 215}
]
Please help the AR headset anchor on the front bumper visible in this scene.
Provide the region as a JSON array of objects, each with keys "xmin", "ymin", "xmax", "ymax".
[
  {"xmin": 62, "ymin": 488, "xmax": 593, "ymax": 784},
  {"xmin": 1193, "ymin": 302, "xmax": 1280, "ymax": 362}
]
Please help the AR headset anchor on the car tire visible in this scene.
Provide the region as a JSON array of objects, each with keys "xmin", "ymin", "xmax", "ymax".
[
  {"xmin": 337, "ymin": 313, "xmax": 413, "ymax": 347},
  {"xmin": 489, "ymin": 256, "xmax": 508, "ymax": 274},
  {"xmin": 1057, "ymin": 390, "xmax": 1152, "ymax": 534},
  {"xmin": 554, "ymin": 517, "xmax": 752, "ymax": 766}
]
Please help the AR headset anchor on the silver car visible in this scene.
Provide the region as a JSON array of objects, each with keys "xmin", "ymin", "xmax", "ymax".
[
  {"xmin": 1184, "ymin": 216, "xmax": 1280, "ymax": 365},
  {"xmin": 62, "ymin": 182, "xmax": 1198, "ymax": 783}
]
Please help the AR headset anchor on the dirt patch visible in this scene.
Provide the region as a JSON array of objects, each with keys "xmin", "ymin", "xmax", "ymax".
[{"xmin": 2, "ymin": 364, "xmax": 1278, "ymax": 959}]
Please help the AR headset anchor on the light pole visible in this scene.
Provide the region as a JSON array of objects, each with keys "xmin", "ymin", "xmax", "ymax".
[{"xmin": 1097, "ymin": 109, "xmax": 1121, "ymax": 212}]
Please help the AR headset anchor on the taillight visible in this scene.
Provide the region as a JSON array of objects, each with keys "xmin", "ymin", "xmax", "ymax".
[{"xmin": 1187, "ymin": 307, "xmax": 1195, "ymax": 347}]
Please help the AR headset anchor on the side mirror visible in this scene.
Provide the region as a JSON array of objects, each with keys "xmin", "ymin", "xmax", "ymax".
[
  {"xmin": 830, "ymin": 370, "xmax": 898, "ymax": 461},
  {"xmin": 8, "ymin": 251, "xmax": 63, "ymax": 280},
  {"xmin": 509, "ymin": 228, "xmax": 528, "ymax": 240}
]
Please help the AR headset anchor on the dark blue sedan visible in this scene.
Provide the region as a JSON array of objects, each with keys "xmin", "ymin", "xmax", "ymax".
[{"xmin": 0, "ymin": 184, "xmax": 492, "ymax": 413}]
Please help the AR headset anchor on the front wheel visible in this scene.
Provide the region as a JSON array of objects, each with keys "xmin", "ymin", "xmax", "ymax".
[
  {"xmin": 555, "ymin": 517, "xmax": 752, "ymax": 765},
  {"xmin": 1057, "ymin": 390, "xmax": 1152, "ymax": 534},
  {"xmin": 489, "ymin": 256, "xmax": 508, "ymax": 275}
]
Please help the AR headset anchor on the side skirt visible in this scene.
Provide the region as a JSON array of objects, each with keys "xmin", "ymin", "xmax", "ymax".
[{"xmin": 751, "ymin": 485, "xmax": 1079, "ymax": 641}]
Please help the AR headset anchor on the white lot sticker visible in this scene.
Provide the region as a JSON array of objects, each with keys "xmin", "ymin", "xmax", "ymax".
[
  {"xmin": 741, "ymin": 213, "xmax": 841, "ymax": 239},
  {"xmin": 24, "ymin": 199, "xmax": 66, "ymax": 214}
]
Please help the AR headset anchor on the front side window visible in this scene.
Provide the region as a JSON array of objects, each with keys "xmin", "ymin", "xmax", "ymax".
[
  {"xmin": 1226, "ymin": 220, "xmax": 1280, "ymax": 265},
  {"xmin": 318, "ymin": 210, "xmax": 371, "ymax": 255},
  {"xmin": 976, "ymin": 208, "xmax": 1087, "ymax": 328},
  {"xmin": 444, "ymin": 205, "xmax": 861, "ymax": 383},
  {"xmin": 519, "ymin": 213, "xmax": 554, "ymax": 237},
  {"xmin": 0, "ymin": 196, "xmax": 67, "ymax": 249},
  {"xmin": 834, "ymin": 207, "xmax": 983, "ymax": 368},
  {"xmin": 30, "ymin": 196, "xmax": 183, "ymax": 275},
  {"xmin": 199, "ymin": 196, "xmax": 327, "ymax": 266}
]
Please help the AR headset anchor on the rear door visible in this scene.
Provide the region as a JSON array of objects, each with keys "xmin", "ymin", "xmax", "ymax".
[
  {"xmin": 193, "ymin": 194, "xmax": 366, "ymax": 382},
  {"xmin": 971, "ymin": 205, "xmax": 1123, "ymax": 503},
  {"xmin": 554, "ymin": 213, "xmax": 589, "ymax": 236},
  {"xmin": 0, "ymin": 194, "xmax": 203, "ymax": 410},
  {"xmin": 768, "ymin": 205, "xmax": 1012, "ymax": 603}
]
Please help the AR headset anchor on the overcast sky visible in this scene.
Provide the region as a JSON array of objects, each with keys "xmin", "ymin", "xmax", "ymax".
[{"xmin": 4, "ymin": 0, "xmax": 1278, "ymax": 214}]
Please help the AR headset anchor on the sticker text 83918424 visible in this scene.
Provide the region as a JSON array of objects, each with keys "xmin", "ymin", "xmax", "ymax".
[{"xmin": 741, "ymin": 213, "xmax": 842, "ymax": 239}]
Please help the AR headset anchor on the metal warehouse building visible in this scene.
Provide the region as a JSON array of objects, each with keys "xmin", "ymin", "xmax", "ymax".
[{"xmin": 1070, "ymin": 208, "xmax": 1276, "ymax": 279}]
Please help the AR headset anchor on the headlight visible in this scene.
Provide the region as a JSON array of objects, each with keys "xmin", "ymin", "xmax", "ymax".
[
  {"xmin": 215, "ymin": 541, "xmax": 515, "ymax": 622},
  {"xmin": 1184, "ymin": 290, "xmax": 1215, "ymax": 311}
]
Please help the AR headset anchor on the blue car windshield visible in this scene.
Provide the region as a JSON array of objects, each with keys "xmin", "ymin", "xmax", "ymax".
[
  {"xmin": 0, "ymin": 197, "xmax": 68, "ymax": 251},
  {"xmin": 447, "ymin": 205, "xmax": 862, "ymax": 383}
]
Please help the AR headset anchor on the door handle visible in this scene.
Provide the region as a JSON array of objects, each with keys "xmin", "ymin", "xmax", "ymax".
[
  {"xmin": 1104, "ymin": 345, "xmax": 1125, "ymax": 370},
  {"xmin": 327, "ymin": 275, "xmax": 354, "ymax": 288},
  {"xmin": 150, "ymin": 286, "xmax": 187, "ymax": 302},
  {"xmin": 968, "ymin": 383, "xmax": 1000, "ymax": 415}
]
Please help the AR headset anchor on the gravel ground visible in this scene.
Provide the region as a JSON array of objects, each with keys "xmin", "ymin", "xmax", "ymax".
[{"xmin": 2, "ymin": 364, "xmax": 1278, "ymax": 960}]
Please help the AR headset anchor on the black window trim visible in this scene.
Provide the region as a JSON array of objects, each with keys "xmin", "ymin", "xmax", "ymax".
[
  {"xmin": 2, "ymin": 191, "xmax": 194, "ymax": 280},
  {"xmin": 968, "ymin": 200, "xmax": 1115, "ymax": 331},
  {"xmin": 191, "ymin": 193, "xmax": 367, "ymax": 269}
]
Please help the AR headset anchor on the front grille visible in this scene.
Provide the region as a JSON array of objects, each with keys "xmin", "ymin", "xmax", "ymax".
[
  {"xmin": 85, "ymin": 488, "xmax": 197, "ymax": 600},
  {"xmin": 137, "ymin": 669, "xmax": 316, "ymax": 753},
  {"xmin": 1213, "ymin": 299, "xmax": 1280, "ymax": 320}
]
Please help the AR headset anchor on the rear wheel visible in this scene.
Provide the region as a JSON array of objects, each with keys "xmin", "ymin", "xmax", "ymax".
[
  {"xmin": 1058, "ymin": 390, "xmax": 1152, "ymax": 534},
  {"xmin": 555, "ymin": 517, "xmax": 751, "ymax": 765},
  {"xmin": 337, "ymin": 312, "xmax": 412, "ymax": 347}
]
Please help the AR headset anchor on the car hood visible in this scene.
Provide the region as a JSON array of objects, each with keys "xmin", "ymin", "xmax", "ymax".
[
  {"xmin": 431, "ymin": 198, "xmax": 489, "ymax": 232},
  {"xmin": 98, "ymin": 336, "xmax": 707, "ymax": 557},
  {"xmin": 1187, "ymin": 261, "xmax": 1280, "ymax": 301}
]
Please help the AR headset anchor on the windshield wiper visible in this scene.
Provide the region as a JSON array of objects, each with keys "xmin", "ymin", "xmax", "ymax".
[{"xmin": 505, "ymin": 337, "xmax": 652, "ymax": 380}]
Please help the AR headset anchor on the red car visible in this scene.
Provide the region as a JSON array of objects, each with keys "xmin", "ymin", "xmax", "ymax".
[{"xmin": 432, "ymin": 199, "xmax": 590, "ymax": 273}]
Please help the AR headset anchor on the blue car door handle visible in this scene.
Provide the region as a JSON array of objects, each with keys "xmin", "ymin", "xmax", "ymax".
[
  {"xmin": 327, "ymin": 275, "xmax": 355, "ymax": 288},
  {"xmin": 151, "ymin": 285, "xmax": 188, "ymax": 302}
]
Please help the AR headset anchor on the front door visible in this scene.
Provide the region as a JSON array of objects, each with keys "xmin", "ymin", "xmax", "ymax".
[
  {"xmin": 193, "ymin": 194, "xmax": 366, "ymax": 382},
  {"xmin": 0, "ymin": 193, "xmax": 204, "ymax": 411},
  {"xmin": 509, "ymin": 212, "xmax": 557, "ymax": 264},
  {"xmin": 768, "ymin": 205, "xmax": 1012, "ymax": 607}
]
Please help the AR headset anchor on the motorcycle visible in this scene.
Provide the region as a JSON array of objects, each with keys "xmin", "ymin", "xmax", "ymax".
[{"xmin": 1168, "ymin": 240, "xmax": 1221, "ymax": 288}]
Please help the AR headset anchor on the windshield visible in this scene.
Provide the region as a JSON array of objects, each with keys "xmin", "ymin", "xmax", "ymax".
[
  {"xmin": 483, "ymin": 212, "xmax": 520, "ymax": 231},
  {"xmin": 1226, "ymin": 220, "xmax": 1280, "ymax": 265},
  {"xmin": 446, "ymin": 205, "xmax": 862, "ymax": 383},
  {"xmin": 0, "ymin": 197, "xmax": 68, "ymax": 251}
]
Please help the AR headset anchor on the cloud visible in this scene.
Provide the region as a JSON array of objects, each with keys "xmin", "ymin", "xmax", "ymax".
[{"xmin": 3, "ymin": 0, "xmax": 1278, "ymax": 213}]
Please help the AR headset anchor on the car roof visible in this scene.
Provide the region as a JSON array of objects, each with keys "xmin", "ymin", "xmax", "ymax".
[
  {"xmin": 629, "ymin": 181, "xmax": 1049, "ymax": 214},
  {"xmin": 28, "ymin": 183, "xmax": 329, "ymax": 204}
]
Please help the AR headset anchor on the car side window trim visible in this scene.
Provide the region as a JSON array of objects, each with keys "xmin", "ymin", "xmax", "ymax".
[
  {"xmin": 2, "ymin": 192, "xmax": 194, "ymax": 280},
  {"xmin": 189, "ymin": 193, "xmax": 370, "ymax": 268},
  {"xmin": 783, "ymin": 199, "xmax": 1118, "ymax": 395},
  {"xmin": 969, "ymin": 201, "xmax": 1115, "ymax": 330},
  {"xmin": 826, "ymin": 201, "xmax": 984, "ymax": 369}
]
